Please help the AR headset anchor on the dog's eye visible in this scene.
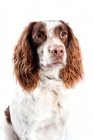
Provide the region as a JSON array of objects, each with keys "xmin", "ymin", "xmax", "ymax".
[
  {"xmin": 37, "ymin": 33, "xmax": 43, "ymax": 38},
  {"xmin": 61, "ymin": 31, "xmax": 67, "ymax": 37},
  {"xmin": 35, "ymin": 32, "xmax": 46, "ymax": 43}
]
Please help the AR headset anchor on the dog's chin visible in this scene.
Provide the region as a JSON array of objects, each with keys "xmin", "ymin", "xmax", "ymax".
[{"xmin": 40, "ymin": 61, "xmax": 66, "ymax": 71}]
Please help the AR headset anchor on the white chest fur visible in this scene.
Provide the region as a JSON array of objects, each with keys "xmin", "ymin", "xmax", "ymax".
[{"xmin": 10, "ymin": 78, "xmax": 69, "ymax": 140}]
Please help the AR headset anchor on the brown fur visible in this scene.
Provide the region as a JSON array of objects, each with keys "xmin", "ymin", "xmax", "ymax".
[
  {"xmin": 60, "ymin": 24, "xmax": 83, "ymax": 88},
  {"xmin": 13, "ymin": 22, "xmax": 40, "ymax": 92},
  {"xmin": 4, "ymin": 106, "xmax": 11, "ymax": 124},
  {"xmin": 13, "ymin": 21, "xmax": 83, "ymax": 91}
]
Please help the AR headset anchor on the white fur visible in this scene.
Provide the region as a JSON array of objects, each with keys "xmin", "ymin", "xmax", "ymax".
[
  {"xmin": 2, "ymin": 76, "xmax": 69, "ymax": 140},
  {"xmin": 2, "ymin": 21, "xmax": 69, "ymax": 140}
]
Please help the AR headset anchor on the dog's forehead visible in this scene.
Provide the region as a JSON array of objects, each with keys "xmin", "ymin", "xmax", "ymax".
[
  {"xmin": 42, "ymin": 20, "xmax": 62, "ymax": 36},
  {"xmin": 44, "ymin": 20, "xmax": 61, "ymax": 28}
]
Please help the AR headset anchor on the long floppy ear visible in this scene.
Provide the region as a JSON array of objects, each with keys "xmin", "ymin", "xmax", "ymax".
[
  {"xmin": 13, "ymin": 22, "xmax": 40, "ymax": 92},
  {"xmin": 60, "ymin": 25, "xmax": 83, "ymax": 88}
]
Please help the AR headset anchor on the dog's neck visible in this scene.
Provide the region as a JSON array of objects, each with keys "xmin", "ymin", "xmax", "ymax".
[{"xmin": 39, "ymin": 67, "xmax": 61, "ymax": 81}]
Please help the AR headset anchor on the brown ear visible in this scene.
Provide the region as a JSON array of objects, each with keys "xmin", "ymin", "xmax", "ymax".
[
  {"xmin": 60, "ymin": 25, "xmax": 83, "ymax": 88},
  {"xmin": 13, "ymin": 22, "xmax": 39, "ymax": 92}
]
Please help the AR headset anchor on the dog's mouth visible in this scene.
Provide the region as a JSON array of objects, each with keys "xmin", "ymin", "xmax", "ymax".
[{"xmin": 41, "ymin": 61, "xmax": 65, "ymax": 70}]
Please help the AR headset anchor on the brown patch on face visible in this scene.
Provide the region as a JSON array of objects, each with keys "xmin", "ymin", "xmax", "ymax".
[
  {"xmin": 32, "ymin": 22, "xmax": 47, "ymax": 46},
  {"xmin": 54, "ymin": 23, "xmax": 69, "ymax": 47},
  {"xmin": 4, "ymin": 106, "xmax": 11, "ymax": 124}
]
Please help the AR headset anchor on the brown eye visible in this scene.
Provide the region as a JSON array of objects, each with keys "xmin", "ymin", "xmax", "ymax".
[
  {"xmin": 37, "ymin": 32, "xmax": 43, "ymax": 38},
  {"xmin": 61, "ymin": 31, "xmax": 67, "ymax": 37}
]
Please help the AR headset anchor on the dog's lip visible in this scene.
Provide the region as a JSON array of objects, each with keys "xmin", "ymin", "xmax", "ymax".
[
  {"xmin": 41, "ymin": 61, "xmax": 63, "ymax": 68},
  {"xmin": 52, "ymin": 61, "xmax": 62, "ymax": 65}
]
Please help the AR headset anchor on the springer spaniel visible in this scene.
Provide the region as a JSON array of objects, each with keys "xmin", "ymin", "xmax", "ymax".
[{"xmin": 2, "ymin": 20, "xmax": 83, "ymax": 140}]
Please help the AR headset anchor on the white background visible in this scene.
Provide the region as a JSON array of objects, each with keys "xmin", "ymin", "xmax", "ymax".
[{"xmin": 0, "ymin": 0, "xmax": 93, "ymax": 140}]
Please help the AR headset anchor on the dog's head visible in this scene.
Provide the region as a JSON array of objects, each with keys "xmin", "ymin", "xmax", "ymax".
[{"xmin": 13, "ymin": 20, "xmax": 83, "ymax": 91}]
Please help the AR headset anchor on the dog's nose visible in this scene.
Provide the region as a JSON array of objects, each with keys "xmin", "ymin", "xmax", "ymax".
[{"xmin": 51, "ymin": 45, "xmax": 64, "ymax": 57}]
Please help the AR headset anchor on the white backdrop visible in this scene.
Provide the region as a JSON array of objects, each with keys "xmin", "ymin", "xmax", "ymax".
[{"xmin": 0, "ymin": 0, "xmax": 93, "ymax": 140}]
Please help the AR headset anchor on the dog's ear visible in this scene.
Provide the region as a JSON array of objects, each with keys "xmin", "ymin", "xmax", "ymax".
[
  {"xmin": 13, "ymin": 22, "xmax": 40, "ymax": 92},
  {"xmin": 60, "ymin": 24, "xmax": 83, "ymax": 88}
]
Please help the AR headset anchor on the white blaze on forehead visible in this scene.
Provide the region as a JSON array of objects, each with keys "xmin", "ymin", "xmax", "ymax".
[
  {"xmin": 42, "ymin": 20, "xmax": 61, "ymax": 37},
  {"xmin": 37, "ymin": 20, "xmax": 67, "ymax": 70}
]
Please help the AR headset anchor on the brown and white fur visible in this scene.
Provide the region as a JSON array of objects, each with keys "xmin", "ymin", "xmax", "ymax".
[{"xmin": 2, "ymin": 20, "xmax": 83, "ymax": 140}]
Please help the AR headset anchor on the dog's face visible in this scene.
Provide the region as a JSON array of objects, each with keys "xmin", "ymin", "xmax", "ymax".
[
  {"xmin": 13, "ymin": 20, "xmax": 83, "ymax": 91},
  {"xmin": 32, "ymin": 20, "xmax": 68, "ymax": 70}
]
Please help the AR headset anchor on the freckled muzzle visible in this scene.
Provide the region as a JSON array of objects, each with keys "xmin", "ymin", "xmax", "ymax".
[{"xmin": 39, "ymin": 43, "xmax": 67, "ymax": 70}]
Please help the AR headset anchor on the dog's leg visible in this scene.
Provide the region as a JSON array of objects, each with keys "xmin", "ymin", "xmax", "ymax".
[{"xmin": 1, "ymin": 107, "xmax": 19, "ymax": 140}]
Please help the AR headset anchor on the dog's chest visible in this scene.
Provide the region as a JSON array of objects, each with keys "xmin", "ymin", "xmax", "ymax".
[{"xmin": 19, "ymin": 80, "xmax": 69, "ymax": 133}]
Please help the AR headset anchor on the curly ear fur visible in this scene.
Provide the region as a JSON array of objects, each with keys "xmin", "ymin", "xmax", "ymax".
[
  {"xmin": 60, "ymin": 25, "xmax": 83, "ymax": 88},
  {"xmin": 13, "ymin": 22, "xmax": 40, "ymax": 92}
]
